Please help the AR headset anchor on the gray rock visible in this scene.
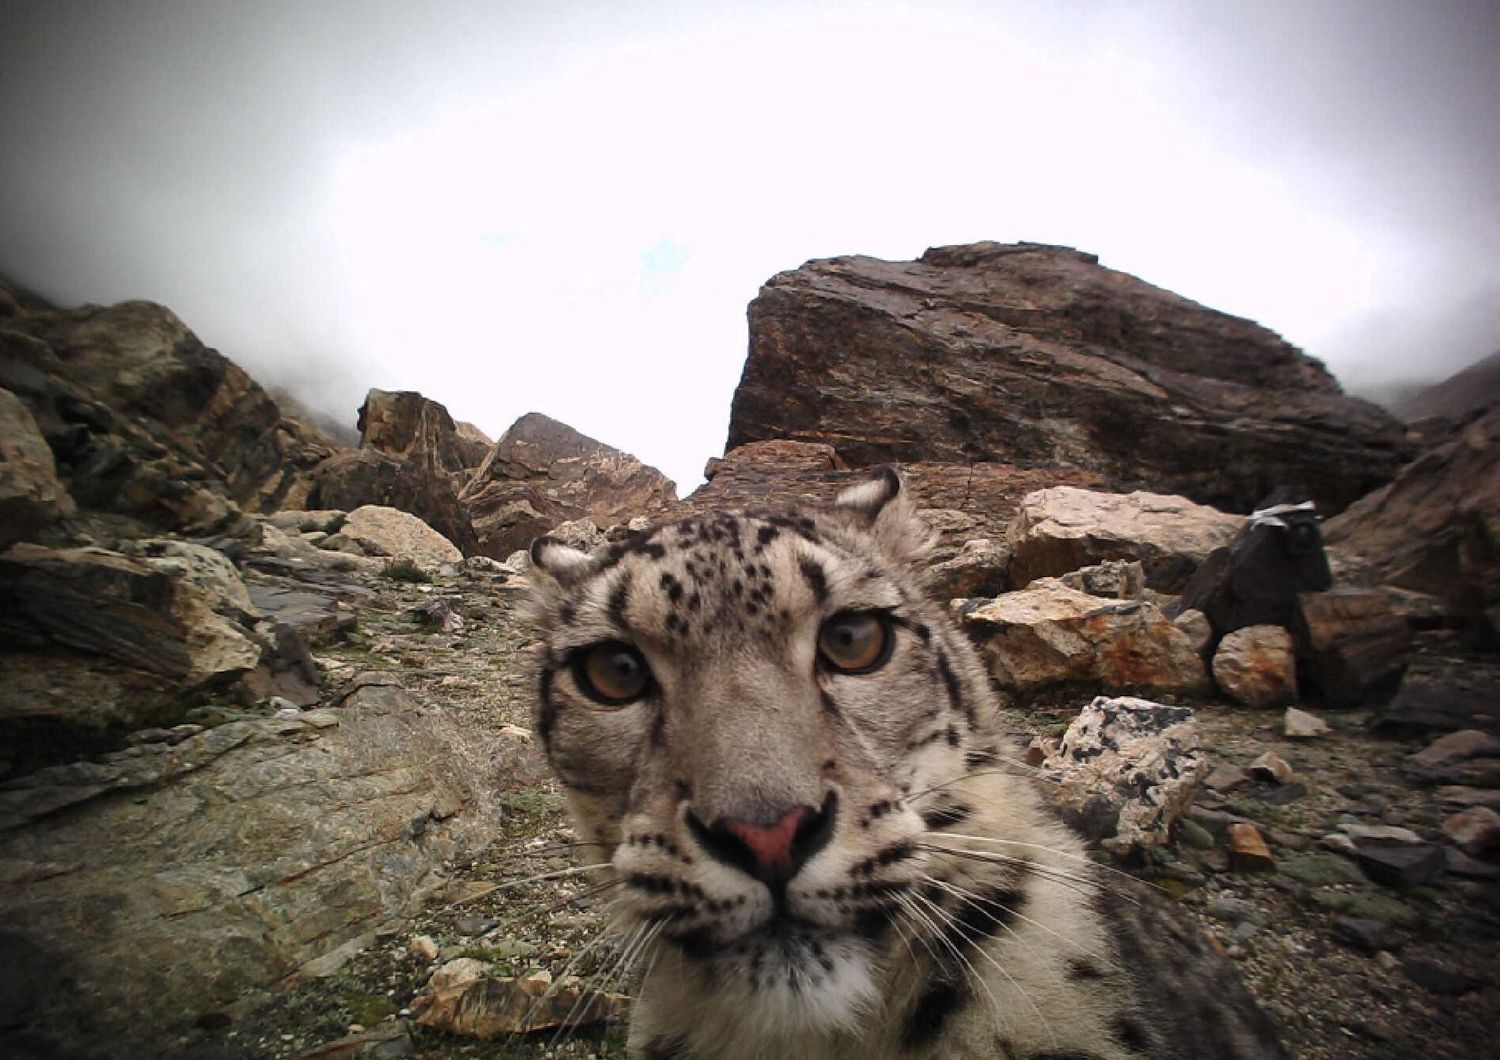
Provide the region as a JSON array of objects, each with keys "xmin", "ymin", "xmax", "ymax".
[
  {"xmin": 1283, "ymin": 707, "xmax": 1331, "ymax": 738},
  {"xmin": 1059, "ymin": 558, "xmax": 1146, "ymax": 600},
  {"xmin": 1331, "ymin": 916, "xmax": 1392, "ymax": 953},
  {"xmin": 1354, "ymin": 842, "xmax": 1448, "ymax": 888},
  {"xmin": 0, "ymin": 681, "xmax": 503, "ymax": 1043},
  {"xmin": 1041, "ymin": 696, "xmax": 1204, "ymax": 855}
]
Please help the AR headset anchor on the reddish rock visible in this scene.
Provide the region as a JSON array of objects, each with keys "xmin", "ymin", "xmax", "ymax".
[
  {"xmin": 1411, "ymin": 729, "xmax": 1500, "ymax": 769},
  {"xmin": 1211, "ymin": 625, "xmax": 1297, "ymax": 708},
  {"xmin": 955, "ymin": 581, "xmax": 1208, "ymax": 696},
  {"xmin": 306, "ymin": 447, "xmax": 478, "ymax": 555},
  {"xmin": 460, "ymin": 413, "xmax": 677, "ymax": 558},
  {"xmin": 1228, "ymin": 823, "xmax": 1276, "ymax": 871},
  {"xmin": 1442, "ymin": 807, "xmax": 1500, "ymax": 858},
  {"xmin": 729, "ymin": 242, "xmax": 1409, "ymax": 514},
  {"xmin": 1324, "ymin": 403, "xmax": 1500, "ymax": 642}
]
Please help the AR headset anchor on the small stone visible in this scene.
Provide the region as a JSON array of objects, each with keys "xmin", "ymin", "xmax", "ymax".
[
  {"xmin": 1176, "ymin": 818, "xmax": 1216, "ymax": 851},
  {"xmin": 1283, "ymin": 707, "xmax": 1331, "ymax": 739},
  {"xmin": 1248, "ymin": 751, "xmax": 1295, "ymax": 784},
  {"xmin": 1439, "ymin": 786, "xmax": 1500, "ymax": 809},
  {"xmin": 1227, "ymin": 822, "xmax": 1276, "ymax": 871},
  {"xmin": 1173, "ymin": 609, "xmax": 1213, "ymax": 653},
  {"xmin": 1206, "ymin": 896, "xmax": 1264, "ymax": 925},
  {"xmin": 1445, "ymin": 848, "xmax": 1500, "ymax": 879},
  {"xmin": 1401, "ymin": 957, "xmax": 1485, "ymax": 995},
  {"xmin": 1331, "ymin": 916, "xmax": 1392, "ymax": 953},
  {"xmin": 1441, "ymin": 806, "xmax": 1500, "ymax": 857},
  {"xmin": 1279, "ymin": 852, "xmax": 1368, "ymax": 886},
  {"xmin": 1411, "ymin": 729, "xmax": 1500, "ymax": 768},
  {"xmin": 1321, "ymin": 833, "xmax": 1359, "ymax": 856},
  {"xmin": 1354, "ymin": 842, "xmax": 1447, "ymax": 888},
  {"xmin": 1256, "ymin": 782, "xmax": 1308, "ymax": 806},
  {"xmin": 1203, "ymin": 763, "xmax": 1252, "ymax": 793},
  {"xmin": 453, "ymin": 917, "xmax": 499, "ymax": 937},
  {"xmin": 409, "ymin": 935, "xmax": 440, "ymax": 962},
  {"xmin": 1341, "ymin": 823, "xmax": 1423, "ymax": 844}
]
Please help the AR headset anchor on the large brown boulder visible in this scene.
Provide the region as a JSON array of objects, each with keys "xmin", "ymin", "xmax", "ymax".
[
  {"xmin": 0, "ymin": 295, "xmax": 342, "ymax": 532},
  {"xmin": 1324, "ymin": 403, "xmax": 1500, "ymax": 641},
  {"xmin": 460, "ymin": 412, "xmax": 677, "ymax": 558},
  {"xmin": 729, "ymin": 242, "xmax": 1410, "ymax": 514}
]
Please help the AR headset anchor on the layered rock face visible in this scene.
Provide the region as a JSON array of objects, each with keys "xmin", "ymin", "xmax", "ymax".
[
  {"xmin": 1324, "ymin": 403, "xmax": 1500, "ymax": 642},
  {"xmin": 0, "ymin": 290, "xmax": 343, "ymax": 532},
  {"xmin": 729, "ymin": 242, "xmax": 1410, "ymax": 514},
  {"xmin": 460, "ymin": 412, "xmax": 677, "ymax": 557}
]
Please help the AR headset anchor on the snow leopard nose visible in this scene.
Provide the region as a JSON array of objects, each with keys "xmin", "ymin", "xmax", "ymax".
[{"xmin": 687, "ymin": 792, "xmax": 837, "ymax": 886}]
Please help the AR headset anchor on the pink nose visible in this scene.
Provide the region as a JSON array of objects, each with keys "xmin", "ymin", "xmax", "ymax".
[{"xmin": 721, "ymin": 806, "xmax": 815, "ymax": 880}]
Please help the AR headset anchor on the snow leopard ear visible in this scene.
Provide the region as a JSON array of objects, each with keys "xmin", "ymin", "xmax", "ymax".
[
  {"xmin": 834, "ymin": 466, "xmax": 935, "ymax": 566},
  {"xmin": 528, "ymin": 535, "xmax": 598, "ymax": 589}
]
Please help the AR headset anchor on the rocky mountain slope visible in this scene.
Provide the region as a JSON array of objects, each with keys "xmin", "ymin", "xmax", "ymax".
[
  {"xmin": 1395, "ymin": 349, "xmax": 1500, "ymax": 424},
  {"xmin": 730, "ymin": 242, "xmax": 1411, "ymax": 514}
]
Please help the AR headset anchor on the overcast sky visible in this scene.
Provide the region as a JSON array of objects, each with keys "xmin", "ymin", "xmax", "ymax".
[{"xmin": 2, "ymin": 0, "xmax": 1497, "ymax": 490}]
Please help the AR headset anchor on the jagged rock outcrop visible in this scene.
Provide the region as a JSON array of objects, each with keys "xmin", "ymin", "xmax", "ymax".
[
  {"xmin": 460, "ymin": 412, "xmax": 677, "ymax": 558},
  {"xmin": 357, "ymin": 388, "xmax": 488, "ymax": 475},
  {"xmin": 1324, "ymin": 403, "xmax": 1500, "ymax": 642},
  {"xmin": 0, "ymin": 291, "xmax": 343, "ymax": 533},
  {"xmin": 0, "ymin": 386, "xmax": 75, "ymax": 548},
  {"xmin": 729, "ymin": 242, "xmax": 1410, "ymax": 514},
  {"xmin": 1395, "ymin": 351, "xmax": 1500, "ymax": 425},
  {"xmin": 0, "ymin": 542, "xmax": 263, "ymax": 769}
]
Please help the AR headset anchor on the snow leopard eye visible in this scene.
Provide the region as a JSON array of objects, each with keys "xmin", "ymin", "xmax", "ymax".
[
  {"xmin": 572, "ymin": 641, "xmax": 652, "ymax": 706},
  {"xmin": 817, "ymin": 611, "xmax": 893, "ymax": 674}
]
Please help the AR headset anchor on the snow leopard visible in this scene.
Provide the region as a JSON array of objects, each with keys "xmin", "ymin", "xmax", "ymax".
[{"xmin": 526, "ymin": 468, "xmax": 1287, "ymax": 1060}]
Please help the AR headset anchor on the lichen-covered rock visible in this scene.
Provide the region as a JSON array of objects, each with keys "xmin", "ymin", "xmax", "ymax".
[
  {"xmin": 1041, "ymin": 695, "xmax": 1204, "ymax": 855},
  {"xmin": 1007, "ymin": 487, "xmax": 1243, "ymax": 591},
  {"xmin": 1059, "ymin": 558, "xmax": 1146, "ymax": 599},
  {"xmin": 0, "ymin": 542, "xmax": 264, "ymax": 769},
  {"xmin": 927, "ymin": 538, "xmax": 1010, "ymax": 600},
  {"xmin": 357, "ymin": 388, "xmax": 486, "ymax": 475},
  {"xmin": 1212, "ymin": 625, "xmax": 1297, "ymax": 708},
  {"xmin": 0, "ymin": 297, "xmax": 341, "ymax": 529},
  {"xmin": 0, "ymin": 386, "xmax": 75, "ymax": 548},
  {"xmin": 955, "ymin": 580, "xmax": 1208, "ymax": 695},
  {"xmin": 411, "ymin": 962, "xmax": 629, "ymax": 1038},
  {"xmin": 729, "ymin": 241, "xmax": 1409, "ymax": 513},
  {"xmin": 0, "ymin": 680, "xmax": 501, "ymax": 1043}
]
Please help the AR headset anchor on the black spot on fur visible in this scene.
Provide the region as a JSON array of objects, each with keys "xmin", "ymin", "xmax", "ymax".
[
  {"xmin": 1066, "ymin": 958, "xmax": 1106, "ymax": 980},
  {"xmin": 902, "ymin": 979, "xmax": 963, "ymax": 1049},
  {"xmin": 819, "ymin": 690, "xmax": 843, "ymax": 718},
  {"xmin": 1111, "ymin": 1015, "xmax": 1152, "ymax": 1053},
  {"xmin": 920, "ymin": 802, "xmax": 973, "ymax": 830},
  {"xmin": 965, "ymin": 746, "xmax": 1000, "ymax": 768},
  {"xmin": 757, "ymin": 525, "xmax": 780, "ymax": 545},
  {"xmin": 558, "ymin": 603, "xmax": 576, "ymax": 626},
  {"xmin": 660, "ymin": 571, "xmax": 685, "ymax": 603},
  {"xmin": 607, "ymin": 577, "xmax": 631, "ymax": 627},
  {"xmin": 942, "ymin": 884, "xmax": 1029, "ymax": 955},
  {"xmin": 798, "ymin": 558, "xmax": 829, "ymax": 604},
  {"xmin": 1026, "ymin": 1053, "xmax": 1105, "ymax": 1060},
  {"xmin": 935, "ymin": 650, "xmax": 977, "ymax": 728}
]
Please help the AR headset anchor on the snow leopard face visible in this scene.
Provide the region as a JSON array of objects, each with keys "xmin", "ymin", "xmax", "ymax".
[{"xmin": 526, "ymin": 469, "xmax": 1003, "ymax": 1037}]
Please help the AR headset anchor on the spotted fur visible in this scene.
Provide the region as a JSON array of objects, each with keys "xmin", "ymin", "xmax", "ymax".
[{"xmin": 526, "ymin": 469, "xmax": 1285, "ymax": 1060}]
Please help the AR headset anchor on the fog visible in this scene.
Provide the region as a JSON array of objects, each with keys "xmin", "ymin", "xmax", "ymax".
[{"xmin": 3, "ymin": 0, "xmax": 1496, "ymax": 488}]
